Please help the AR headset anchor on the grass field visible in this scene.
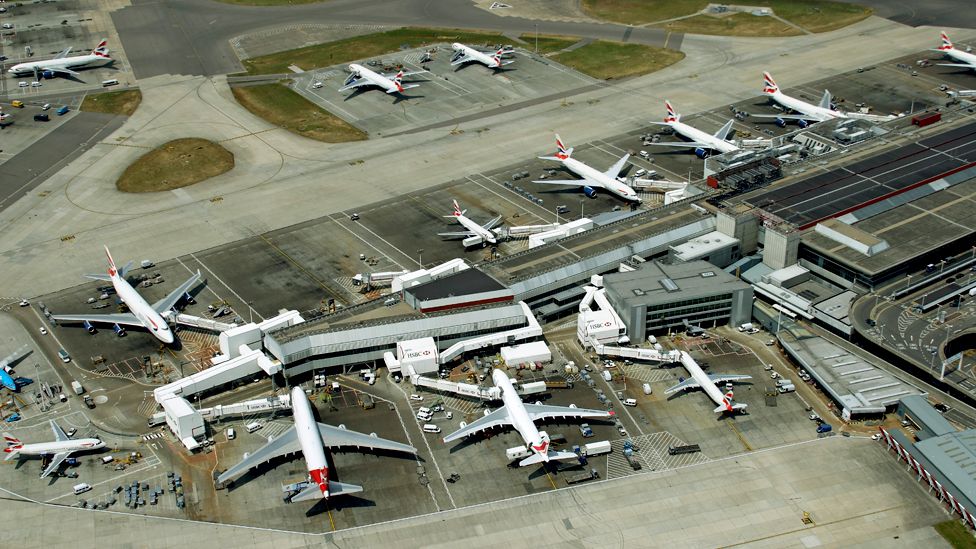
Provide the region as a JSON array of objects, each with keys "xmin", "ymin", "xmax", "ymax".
[
  {"xmin": 80, "ymin": 89, "xmax": 142, "ymax": 116},
  {"xmin": 935, "ymin": 520, "xmax": 976, "ymax": 549},
  {"xmin": 662, "ymin": 13, "xmax": 803, "ymax": 37},
  {"xmin": 518, "ymin": 34, "xmax": 580, "ymax": 55},
  {"xmin": 214, "ymin": 0, "xmax": 323, "ymax": 5},
  {"xmin": 117, "ymin": 138, "xmax": 234, "ymax": 193},
  {"xmin": 581, "ymin": 0, "xmax": 871, "ymax": 34},
  {"xmin": 232, "ymin": 83, "xmax": 367, "ymax": 142},
  {"xmin": 242, "ymin": 28, "xmax": 513, "ymax": 75},
  {"xmin": 553, "ymin": 42, "xmax": 685, "ymax": 80}
]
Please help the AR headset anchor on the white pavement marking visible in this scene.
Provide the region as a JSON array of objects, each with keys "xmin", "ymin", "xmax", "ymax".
[
  {"xmin": 186, "ymin": 253, "xmax": 264, "ymax": 321},
  {"xmin": 468, "ymin": 174, "xmax": 549, "ymax": 223},
  {"xmin": 328, "ymin": 214, "xmax": 415, "ymax": 268}
]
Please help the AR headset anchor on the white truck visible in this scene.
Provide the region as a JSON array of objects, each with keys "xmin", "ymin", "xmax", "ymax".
[
  {"xmin": 506, "ymin": 446, "xmax": 532, "ymax": 460},
  {"xmin": 737, "ymin": 323, "xmax": 754, "ymax": 332},
  {"xmin": 583, "ymin": 440, "xmax": 612, "ymax": 457},
  {"xmin": 71, "ymin": 381, "xmax": 84, "ymax": 395}
]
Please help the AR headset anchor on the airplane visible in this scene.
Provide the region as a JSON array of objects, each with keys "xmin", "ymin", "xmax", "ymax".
[
  {"xmin": 217, "ymin": 386, "xmax": 416, "ymax": 502},
  {"xmin": 754, "ymin": 71, "xmax": 895, "ymax": 128},
  {"xmin": 450, "ymin": 42, "xmax": 514, "ymax": 70},
  {"xmin": 665, "ymin": 351, "xmax": 751, "ymax": 414},
  {"xmin": 645, "ymin": 101, "xmax": 738, "ymax": 158},
  {"xmin": 4, "ymin": 420, "xmax": 105, "ymax": 478},
  {"xmin": 444, "ymin": 369, "xmax": 612, "ymax": 466},
  {"xmin": 7, "ymin": 40, "xmax": 111, "ymax": 78},
  {"xmin": 338, "ymin": 63, "xmax": 425, "ymax": 95},
  {"xmin": 0, "ymin": 345, "xmax": 31, "ymax": 391},
  {"xmin": 932, "ymin": 31, "xmax": 976, "ymax": 70},
  {"xmin": 438, "ymin": 199, "xmax": 502, "ymax": 247},
  {"xmin": 535, "ymin": 134, "xmax": 642, "ymax": 203},
  {"xmin": 50, "ymin": 246, "xmax": 201, "ymax": 345}
]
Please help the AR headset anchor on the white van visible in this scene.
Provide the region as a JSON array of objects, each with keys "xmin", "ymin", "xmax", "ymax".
[
  {"xmin": 642, "ymin": 383, "xmax": 652, "ymax": 395},
  {"xmin": 226, "ymin": 428, "xmax": 236, "ymax": 440},
  {"xmin": 245, "ymin": 422, "xmax": 262, "ymax": 433},
  {"xmin": 101, "ymin": 79, "xmax": 119, "ymax": 87},
  {"xmin": 623, "ymin": 398, "xmax": 638, "ymax": 407},
  {"xmin": 416, "ymin": 411, "xmax": 432, "ymax": 422},
  {"xmin": 73, "ymin": 483, "xmax": 92, "ymax": 495},
  {"xmin": 422, "ymin": 424, "xmax": 441, "ymax": 433},
  {"xmin": 101, "ymin": 455, "xmax": 114, "ymax": 464}
]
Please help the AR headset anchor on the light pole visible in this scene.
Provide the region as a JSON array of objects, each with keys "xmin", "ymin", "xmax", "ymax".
[
  {"xmin": 417, "ymin": 249, "xmax": 424, "ymax": 268},
  {"xmin": 940, "ymin": 259, "xmax": 947, "ymax": 277},
  {"xmin": 535, "ymin": 24, "xmax": 539, "ymax": 54},
  {"xmin": 878, "ymin": 323, "xmax": 884, "ymax": 341},
  {"xmin": 905, "ymin": 273, "xmax": 912, "ymax": 292}
]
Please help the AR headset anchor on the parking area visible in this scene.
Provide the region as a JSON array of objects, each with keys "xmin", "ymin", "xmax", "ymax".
[
  {"xmin": 289, "ymin": 44, "xmax": 599, "ymax": 137},
  {"xmin": 0, "ymin": 0, "xmax": 133, "ymax": 98}
]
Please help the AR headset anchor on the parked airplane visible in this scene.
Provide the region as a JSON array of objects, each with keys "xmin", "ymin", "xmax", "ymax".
[
  {"xmin": 217, "ymin": 386, "xmax": 416, "ymax": 502},
  {"xmin": 51, "ymin": 246, "xmax": 201, "ymax": 345},
  {"xmin": 535, "ymin": 134, "xmax": 642, "ymax": 203},
  {"xmin": 0, "ymin": 370, "xmax": 16, "ymax": 392},
  {"xmin": 4, "ymin": 420, "xmax": 105, "ymax": 478},
  {"xmin": 646, "ymin": 101, "xmax": 738, "ymax": 158},
  {"xmin": 665, "ymin": 351, "xmax": 751, "ymax": 414},
  {"xmin": 932, "ymin": 31, "xmax": 976, "ymax": 70},
  {"xmin": 0, "ymin": 344, "xmax": 30, "ymax": 374},
  {"xmin": 450, "ymin": 42, "xmax": 514, "ymax": 70},
  {"xmin": 754, "ymin": 72, "xmax": 894, "ymax": 127},
  {"xmin": 338, "ymin": 63, "xmax": 425, "ymax": 95},
  {"xmin": 7, "ymin": 40, "xmax": 111, "ymax": 77},
  {"xmin": 438, "ymin": 199, "xmax": 502, "ymax": 247},
  {"xmin": 444, "ymin": 369, "xmax": 612, "ymax": 466}
]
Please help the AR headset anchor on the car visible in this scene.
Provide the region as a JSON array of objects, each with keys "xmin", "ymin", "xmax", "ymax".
[
  {"xmin": 312, "ymin": 81, "xmax": 323, "ymax": 89},
  {"xmin": 31, "ymin": 81, "xmax": 41, "ymax": 87},
  {"xmin": 765, "ymin": 339, "xmax": 775, "ymax": 346},
  {"xmin": 66, "ymin": 428, "xmax": 77, "ymax": 437},
  {"xmin": 39, "ymin": 327, "xmax": 48, "ymax": 335},
  {"xmin": 770, "ymin": 372, "xmax": 779, "ymax": 379},
  {"xmin": 18, "ymin": 81, "xmax": 28, "ymax": 88},
  {"xmin": 409, "ymin": 394, "xmax": 423, "ymax": 401},
  {"xmin": 871, "ymin": 433, "xmax": 882, "ymax": 441},
  {"xmin": 19, "ymin": 299, "xmax": 29, "ymax": 307},
  {"xmin": 808, "ymin": 414, "xmax": 820, "ymax": 421},
  {"xmin": 900, "ymin": 419, "xmax": 912, "ymax": 427},
  {"xmin": 350, "ymin": 213, "xmax": 360, "ymax": 220},
  {"xmin": 2, "ymin": 23, "xmax": 14, "ymax": 29},
  {"xmin": 42, "ymin": 103, "xmax": 51, "ymax": 111},
  {"xmin": 934, "ymin": 403, "xmax": 951, "ymax": 414},
  {"xmin": 763, "ymin": 364, "xmax": 773, "ymax": 371},
  {"xmin": 57, "ymin": 106, "xmax": 69, "ymax": 115}
]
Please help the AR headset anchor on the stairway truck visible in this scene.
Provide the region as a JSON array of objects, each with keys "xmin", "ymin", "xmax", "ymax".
[
  {"xmin": 506, "ymin": 446, "xmax": 531, "ymax": 460},
  {"xmin": 583, "ymin": 440, "xmax": 612, "ymax": 457}
]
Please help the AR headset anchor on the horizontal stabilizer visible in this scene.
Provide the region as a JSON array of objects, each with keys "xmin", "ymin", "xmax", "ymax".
[
  {"xmin": 84, "ymin": 273, "xmax": 113, "ymax": 281},
  {"xmin": 328, "ymin": 480, "xmax": 364, "ymax": 496},
  {"xmin": 519, "ymin": 450, "xmax": 577, "ymax": 467},
  {"xmin": 714, "ymin": 403, "xmax": 747, "ymax": 414},
  {"xmin": 387, "ymin": 84, "xmax": 420, "ymax": 94}
]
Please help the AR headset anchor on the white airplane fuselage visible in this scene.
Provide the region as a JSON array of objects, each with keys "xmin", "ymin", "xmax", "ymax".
[
  {"xmin": 109, "ymin": 266, "xmax": 174, "ymax": 344},
  {"xmin": 669, "ymin": 120, "xmax": 738, "ymax": 154},
  {"xmin": 945, "ymin": 47, "xmax": 976, "ymax": 66},
  {"xmin": 765, "ymin": 90, "xmax": 842, "ymax": 123},
  {"xmin": 560, "ymin": 157, "xmax": 640, "ymax": 202},
  {"xmin": 452, "ymin": 43, "xmax": 503, "ymax": 68},
  {"xmin": 492, "ymin": 370, "xmax": 551, "ymax": 457},
  {"xmin": 291, "ymin": 386, "xmax": 331, "ymax": 498},
  {"xmin": 454, "ymin": 212, "xmax": 497, "ymax": 244},
  {"xmin": 347, "ymin": 63, "xmax": 398, "ymax": 93},
  {"xmin": 8, "ymin": 54, "xmax": 110, "ymax": 76},
  {"xmin": 7, "ymin": 438, "xmax": 104, "ymax": 457},
  {"xmin": 678, "ymin": 352, "xmax": 736, "ymax": 413}
]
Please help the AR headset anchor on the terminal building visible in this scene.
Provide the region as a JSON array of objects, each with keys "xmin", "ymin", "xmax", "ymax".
[{"xmin": 601, "ymin": 260, "xmax": 753, "ymax": 342}]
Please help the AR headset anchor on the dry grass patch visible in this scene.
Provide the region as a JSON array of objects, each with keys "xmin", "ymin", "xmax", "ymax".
[
  {"xmin": 232, "ymin": 83, "xmax": 367, "ymax": 142},
  {"xmin": 553, "ymin": 42, "xmax": 685, "ymax": 80},
  {"xmin": 80, "ymin": 89, "xmax": 142, "ymax": 116},
  {"xmin": 117, "ymin": 138, "xmax": 233, "ymax": 193}
]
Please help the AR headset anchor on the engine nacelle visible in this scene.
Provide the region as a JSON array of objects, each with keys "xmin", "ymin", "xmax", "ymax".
[
  {"xmin": 42, "ymin": 70, "xmax": 55, "ymax": 79},
  {"xmin": 83, "ymin": 320, "xmax": 96, "ymax": 334},
  {"xmin": 774, "ymin": 117, "xmax": 787, "ymax": 128},
  {"xmin": 583, "ymin": 186, "xmax": 597, "ymax": 198},
  {"xmin": 112, "ymin": 323, "xmax": 126, "ymax": 337},
  {"xmin": 798, "ymin": 119, "xmax": 809, "ymax": 129},
  {"xmin": 694, "ymin": 147, "xmax": 709, "ymax": 159},
  {"xmin": 183, "ymin": 291, "xmax": 196, "ymax": 305}
]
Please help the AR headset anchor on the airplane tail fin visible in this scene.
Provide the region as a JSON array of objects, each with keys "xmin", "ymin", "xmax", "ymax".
[
  {"xmin": 715, "ymin": 390, "xmax": 747, "ymax": 413},
  {"xmin": 554, "ymin": 133, "xmax": 573, "ymax": 160},
  {"xmin": 3, "ymin": 433, "xmax": 23, "ymax": 458},
  {"xmin": 940, "ymin": 31, "xmax": 954, "ymax": 51},
  {"xmin": 819, "ymin": 89, "xmax": 832, "ymax": 110},
  {"xmin": 104, "ymin": 245, "xmax": 119, "ymax": 278},
  {"xmin": 393, "ymin": 69, "xmax": 405, "ymax": 92},
  {"xmin": 453, "ymin": 199, "xmax": 464, "ymax": 217},
  {"xmin": 91, "ymin": 39, "xmax": 110, "ymax": 58},
  {"xmin": 664, "ymin": 100, "xmax": 679, "ymax": 123},
  {"xmin": 714, "ymin": 118, "xmax": 734, "ymax": 141},
  {"xmin": 762, "ymin": 71, "xmax": 778, "ymax": 95}
]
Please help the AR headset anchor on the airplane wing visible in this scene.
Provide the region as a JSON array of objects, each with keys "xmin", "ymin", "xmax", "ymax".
[
  {"xmin": 604, "ymin": 153, "xmax": 631, "ymax": 179},
  {"xmin": 151, "ymin": 270, "xmax": 201, "ymax": 314},
  {"xmin": 51, "ymin": 312, "xmax": 141, "ymax": 327},
  {"xmin": 42, "ymin": 66, "xmax": 81, "ymax": 77},
  {"xmin": 643, "ymin": 141, "xmax": 711, "ymax": 149},
  {"xmin": 50, "ymin": 420, "xmax": 69, "ymax": 442},
  {"xmin": 317, "ymin": 423, "xmax": 417, "ymax": 454},
  {"xmin": 937, "ymin": 62, "xmax": 976, "ymax": 69},
  {"xmin": 707, "ymin": 374, "xmax": 752, "ymax": 385},
  {"xmin": 451, "ymin": 54, "xmax": 477, "ymax": 66},
  {"xmin": 217, "ymin": 426, "xmax": 300, "ymax": 484},
  {"xmin": 531, "ymin": 178, "xmax": 592, "ymax": 188},
  {"xmin": 338, "ymin": 77, "xmax": 370, "ymax": 92},
  {"xmin": 443, "ymin": 407, "xmax": 512, "ymax": 443},
  {"xmin": 481, "ymin": 215, "xmax": 503, "ymax": 231},
  {"xmin": 40, "ymin": 452, "xmax": 71, "ymax": 479},
  {"xmin": 0, "ymin": 344, "xmax": 31, "ymax": 371},
  {"xmin": 751, "ymin": 113, "xmax": 822, "ymax": 121},
  {"xmin": 380, "ymin": 70, "xmax": 426, "ymax": 78},
  {"xmin": 665, "ymin": 378, "xmax": 701, "ymax": 394},
  {"xmin": 522, "ymin": 403, "xmax": 610, "ymax": 422},
  {"xmin": 53, "ymin": 47, "xmax": 73, "ymax": 59}
]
